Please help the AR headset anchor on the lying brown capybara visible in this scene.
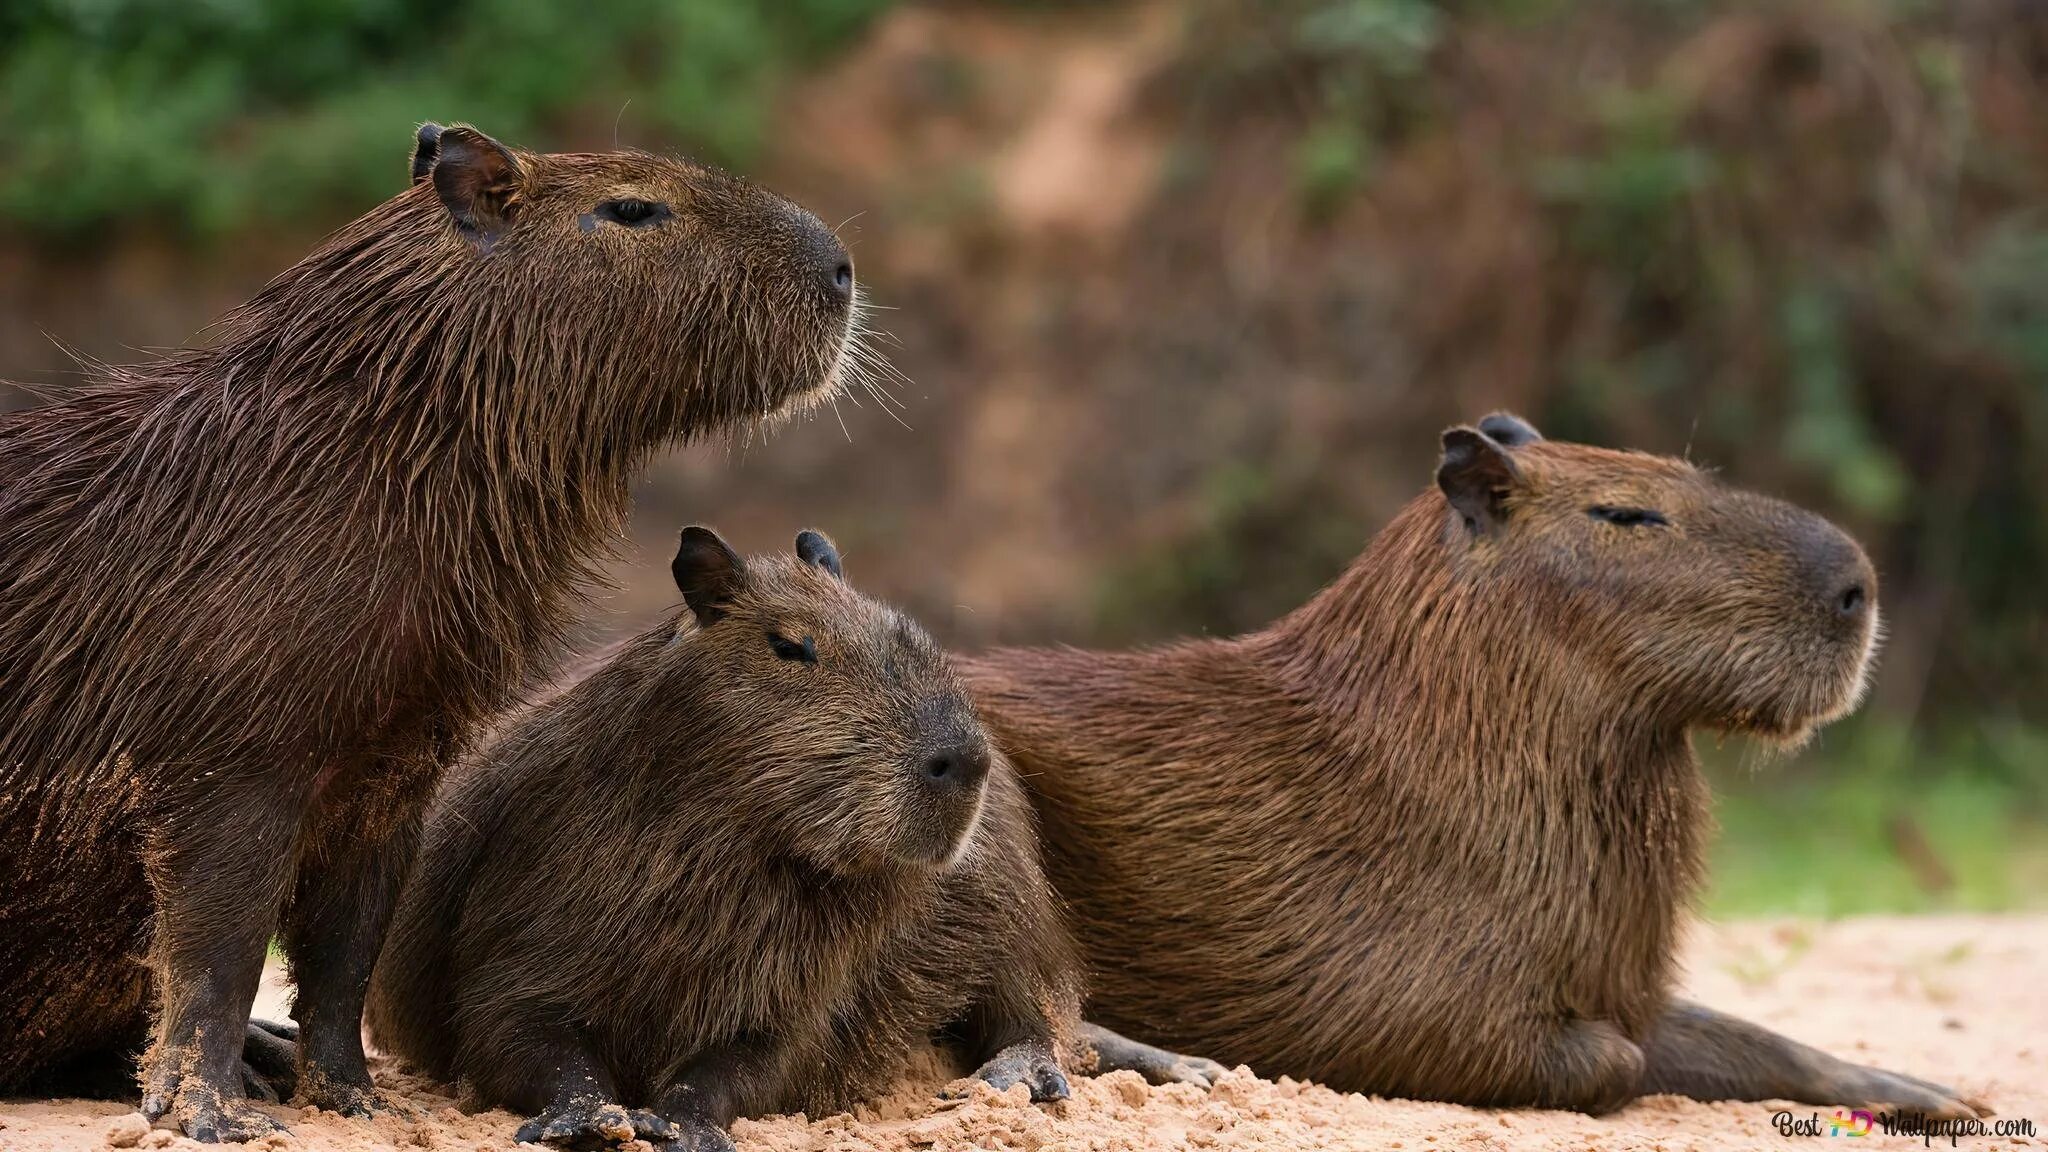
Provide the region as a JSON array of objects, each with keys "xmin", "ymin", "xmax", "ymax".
[
  {"xmin": 368, "ymin": 528, "xmax": 1219, "ymax": 1151},
  {"xmin": 0, "ymin": 123, "xmax": 859, "ymax": 1140},
  {"xmin": 963, "ymin": 413, "xmax": 1975, "ymax": 1117}
]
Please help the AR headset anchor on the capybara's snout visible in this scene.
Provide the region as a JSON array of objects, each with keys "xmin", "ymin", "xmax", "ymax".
[{"xmin": 1796, "ymin": 513, "xmax": 1878, "ymax": 634}]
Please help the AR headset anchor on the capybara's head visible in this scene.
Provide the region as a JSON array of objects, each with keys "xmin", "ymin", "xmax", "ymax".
[
  {"xmin": 253, "ymin": 123, "xmax": 861, "ymax": 438},
  {"xmin": 1434, "ymin": 412, "xmax": 1879, "ymax": 745},
  {"xmin": 668, "ymin": 526, "xmax": 993, "ymax": 871}
]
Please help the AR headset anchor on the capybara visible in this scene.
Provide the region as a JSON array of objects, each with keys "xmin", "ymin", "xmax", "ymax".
[
  {"xmin": 368, "ymin": 528, "xmax": 1218, "ymax": 1151},
  {"xmin": 963, "ymin": 413, "xmax": 1975, "ymax": 1117},
  {"xmin": 0, "ymin": 123, "xmax": 860, "ymax": 1140}
]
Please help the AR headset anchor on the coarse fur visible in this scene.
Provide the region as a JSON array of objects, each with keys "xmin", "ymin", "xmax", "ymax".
[
  {"xmin": 963, "ymin": 414, "xmax": 1974, "ymax": 1117},
  {"xmin": 368, "ymin": 529, "xmax": 1084, "ymax": 1151},
  {"xmin": 0, "ymin": 123, "xmax": 861, "ymax": 1141}
]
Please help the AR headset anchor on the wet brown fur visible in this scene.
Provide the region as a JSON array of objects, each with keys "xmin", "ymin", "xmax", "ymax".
[
  {"xmin": 368, "ymin": 530, "xmax": 1083, "ymax": 1149},
  {"xmin": 964, "ymin": 416, "xmax": 1972, "ymax": 1116},
  {"xmin": 0, "ymin": 124, "xmax": 858, "ymax": 1139}
]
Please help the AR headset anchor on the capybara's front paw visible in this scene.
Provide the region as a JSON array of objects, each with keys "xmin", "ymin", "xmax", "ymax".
[
  {"xmin": 158, "ymin": 1081, "xmax": 287, "ymax": 1144},
  {"xmin": 1830, "ymin": 1063, "xmax": 1982, "ymax": 1121},
  {"xmin": 1146, "ymin": 1051, "xmax": 1230, "ymax": 1089},
  {"xmin": 142, "ymin": 1042, "xmax": 290, "ymax": 1142},
  {"xmin": 967, "ymin": 1039, "xmax": 1072, "ymax": 1103},
  {"xmin": 515, "ymin": 1098, "xmax": 674, "ymax": 1149},
  {"xmin": 295, "ymin": 1073, "xmax": 414, "ymax": 1120},
  {"xmin": 656, "ymin": 1112, "xmax": 737, "ymax": 1152}
]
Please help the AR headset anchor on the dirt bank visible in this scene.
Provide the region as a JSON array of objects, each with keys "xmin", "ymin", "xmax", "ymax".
[{"xmin": 3, "ymin": 916, "xmax": 2041, "ymax": 1151}]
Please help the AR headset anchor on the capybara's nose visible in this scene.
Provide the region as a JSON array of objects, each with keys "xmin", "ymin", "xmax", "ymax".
[
  {"xmin": 1834, "ymin": 578, "xmax": 1869, "ymax": 621},
  {"xmin": 1800, "ymin": 518, "xmax": 1877, "ymax": 626},
  {"xmin": 918, "ymin": 743, "xmax": 990, "ymax": 795},
  {"xmin": 799, "ymin": 216, "xmax": 854, "ymax": 306}
]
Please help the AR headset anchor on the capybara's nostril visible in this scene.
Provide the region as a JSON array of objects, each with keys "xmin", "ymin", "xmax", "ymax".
[
  {"xmin": 798, "ymin": 216, "xmax": 854, "ymax": 306},
  {"xmin": 920, "ymin": 745, "xmax": 989, "ymax": 792},
  {"xmin": 1837, "ymin": 582, "xmax": 1866, "ymax": 618},
  {"xmin": 1793, "ymin": 511, "xmax": 1876, "ymax": 627}
]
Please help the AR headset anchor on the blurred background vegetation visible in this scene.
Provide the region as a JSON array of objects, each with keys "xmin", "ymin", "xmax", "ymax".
[{"xmin": 1, "ymin": 0, "xmax": 2042, "ymax": 916}]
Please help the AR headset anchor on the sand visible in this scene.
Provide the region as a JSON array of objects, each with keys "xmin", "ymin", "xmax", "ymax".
[{"xmin": 4, "ymin": 915, "xmax": 2042, "ymax": 1151}]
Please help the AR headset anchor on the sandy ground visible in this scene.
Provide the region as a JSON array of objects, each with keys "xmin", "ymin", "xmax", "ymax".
[{"xmin": 3, "ymin": 915, "xmax": 2042, "ymax": 1151}]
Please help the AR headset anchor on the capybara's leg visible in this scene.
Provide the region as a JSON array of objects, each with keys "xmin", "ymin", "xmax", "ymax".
[
  {"xmin": 1640, "ymin": 1001, "xmax": 1976, "ymax": 1118},
  {"xmin": 1079, "ymin": 1021, "xmax": 1229, "ymax": 1088},
  {"xmin": 139, "ymin": 801, "xmax": 295, "ymax": 1142},
  {"xmin": 1522, "ymin": 1016, "xmax": 1644, "ymax": 1114},
  {"xmin": 280, "ymin": 788, "xmax": 428, "ymax": 1116},
  {"xmin": 950, "ymin": 985, "xmax": 1070, "ymax": 1102}
]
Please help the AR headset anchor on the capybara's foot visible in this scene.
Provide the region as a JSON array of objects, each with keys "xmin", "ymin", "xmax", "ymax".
[
  {"xmin": 514, "ymin": 1098, "xmax": 674, "ymax": 1149},
  {"xmin": 1079, "ymin": 1022, "xmax": 1230, "ymax": 1088},
  {"xmin": 291, "ymin": 1060, "xmax": 415, "ymax": 1120},
  {"xmin": 1826, "ymin": 1062, "xmax": 1981, "ymax": 1121},
  {"xmin": 655, "ymin": 1112, "xmax": 737, "ymax": 1152},
  {"xmin": 142, "ymin": 1044, "xmax": 290, "ymax": 1142},
  {"xmin": 240, "ymin": 1020, "xmax": 298, "ymax": 1103},
  {"xmin": 965, "ymin": 1038, "xmax": 1072, "ymax": 1103},
  {"xmin": 1143, "ymin": 1052, "xmax": 1230, "ymax": 1089},
  {"xmin": 294, "ymin": 1072, "xmax": 411, "ymax": 1119},
  {"xmin": 147, "ymin": 1080, "xmax": 287, "ymax": 1144}
]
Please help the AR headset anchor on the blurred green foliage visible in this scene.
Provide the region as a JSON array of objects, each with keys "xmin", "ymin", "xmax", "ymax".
[
  {"xmin": 1704, "ymin": 720, "xmax": 2048, "ymax": 917},
  {"xmin": 0, "ymin": 0, "xmax": 890, "ymax": 238},
  {"xmin": 2, "ymin": 0, "xmax": 2041, "ymax": 915},
  {"xmin": 1094, "ymin": 463, "xmax": 1373, "ymax": 643},
  {"xmin": 1143, "ymin": 0, "xmax": 2048, "ymax": 721}
]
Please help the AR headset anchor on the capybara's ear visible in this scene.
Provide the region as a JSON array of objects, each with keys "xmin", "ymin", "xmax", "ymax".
[
  {"xmin": 795, "ymin": 530, "xmax": 843, "ymax": 580},
  {"xmin": 1438, "ymin": 427, "xmax": 1525, "ymax": 536},
  {"xmin": 428, "ymin": 125, "xmax": 524, "ymax": 241},
  {"xmin": 411, "ymin": 122, "xmax": 443, "ymax": 185},
  {"xmin": 1477, "ymin": 411, "xmax": 1542, "ymax": 447},
  {"xmin": 673, "ymin": 526, "xmax": 747, "ymax": 627}
]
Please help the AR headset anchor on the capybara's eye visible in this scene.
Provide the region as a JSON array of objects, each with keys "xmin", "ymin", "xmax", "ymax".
[
  {"xmin": 594, "ymin": 198, "xmax": 670, "ymax": 228},
  {"xmin": 1587, "ymin": 505, "xmax": 1669, "ymax": 528},
  {"xmin": 768, "ymin": 632, "xmax": 818, "ymax": 664}
]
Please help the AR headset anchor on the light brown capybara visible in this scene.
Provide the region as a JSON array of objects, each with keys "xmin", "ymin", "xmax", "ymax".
[
  {"xmin": 0, "ymin": 123, "xmax": 861, "ymax": 1141},
  {"xmin": 368, "ymin": 528, "xmax": 1221, "ymax": 1152},
  {"xmin": 962, "ymin": 413, "xmax": 1975, "ymax": 1118}
]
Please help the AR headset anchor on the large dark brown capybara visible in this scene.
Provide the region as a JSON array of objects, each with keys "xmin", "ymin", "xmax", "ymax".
[
  {"xmin": 368, "ymin": 528, "xmax": 1219, "ymax": 1152},
  {"xmin": 0, "ymin": 123, "xmax": 860, "ymax": 1140},
  {"xmin": 962, "ymin": 413, "xmax": 1976, "ymax": 1117}
]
